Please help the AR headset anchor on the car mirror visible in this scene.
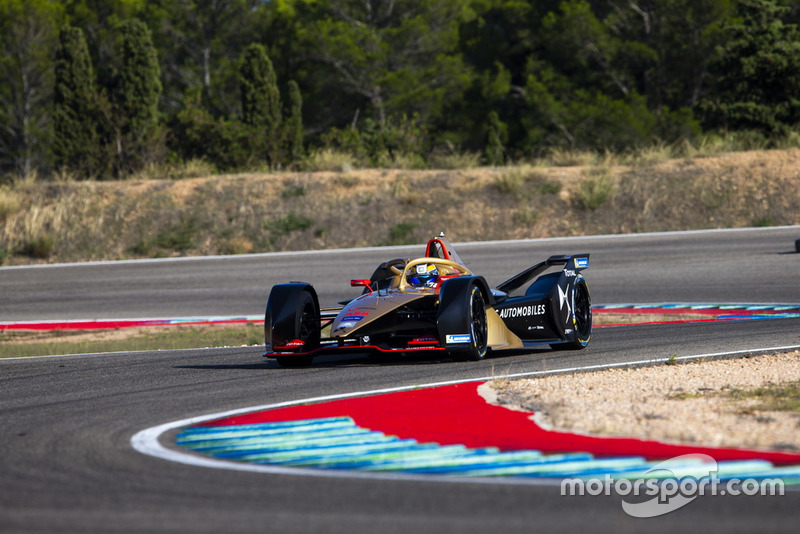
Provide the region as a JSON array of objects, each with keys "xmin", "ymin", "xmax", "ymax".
[{"xmin": 350, "ymin": 279, "xmax": 374, "ymax": 293}]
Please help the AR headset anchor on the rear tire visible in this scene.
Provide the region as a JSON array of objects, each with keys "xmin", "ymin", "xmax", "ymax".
[
  {"xmin": 274, "ymin": 290, "xmax": 319, "ymax": 367},
  {"xmin": 451, "ymin": 285, "xmax": 488, "ymax": 361},
  {"xmin": 552, "ymin": 277, "xmax": 591, "ymax": 351}
]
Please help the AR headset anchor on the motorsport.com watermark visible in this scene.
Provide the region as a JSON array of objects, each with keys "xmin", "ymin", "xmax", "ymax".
[{"xmin": 560, "ymin": 454, "xmax": 785, "ymax": 518}]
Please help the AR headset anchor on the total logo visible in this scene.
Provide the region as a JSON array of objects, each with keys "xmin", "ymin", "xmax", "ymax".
[{"xmin": 498, "ymin": 304, "xmax": 546, "ymax": 319}]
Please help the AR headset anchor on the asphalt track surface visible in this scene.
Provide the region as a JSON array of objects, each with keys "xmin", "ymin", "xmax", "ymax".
[{"xmin": 2, "ymin": 226, "xmax": 800, "ymax": 533}]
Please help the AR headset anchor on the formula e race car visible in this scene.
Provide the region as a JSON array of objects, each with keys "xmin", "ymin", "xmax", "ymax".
[{"xmin": 264, "ymin": 233, "xmax": 591, "ymax": 367}]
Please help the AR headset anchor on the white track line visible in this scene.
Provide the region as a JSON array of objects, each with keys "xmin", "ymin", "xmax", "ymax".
[{"xmin": 131, "ymin": 343, "xmax": 800, "ymax": 486}]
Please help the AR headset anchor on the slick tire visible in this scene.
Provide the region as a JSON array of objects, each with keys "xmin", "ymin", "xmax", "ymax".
[
  {"xmin": 551, "ymin": 276, "xmax": 592, "ymax": 351},
  {"xmin": 275, "ymin": 290, "xmax": 320, "ymax": 367},
  {"xmin": 451, "ymin": 284, "xmax": 489, "ymax": 362}
]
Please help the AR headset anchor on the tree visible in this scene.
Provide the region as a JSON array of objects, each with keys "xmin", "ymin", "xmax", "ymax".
[
  {"xmin": 702, "ymin": 0, "xmax": 800, "ymax": 135},
  {"xmin": 0, "ymin": 0, "xmax": 62, "ymax": 179},
  {"xmin": 609, "ymin": 0, "xmax": 733, "ymax": 110},
  {"xmin": 146, "ymin": 0, "xmax": 262, "ymax": 116},
  {"xmin": 112, "ymin": 18, "xmax": 163, "ymax": 174},
  {"xmin": 285, "ymin": 80, "xmax": 304, "ymax": 163},
  {"xmin": 53, "ymin": 25, "xmax": 102, "ymax": 177},
  {"xmin": 298, "ymin": 0, "xmax": 475, "ymax": 130},
  {"xmin": 484, "ymin": 111, "xmax": 506, "ymax": 165},
  {"xmin": 240, "ymin": 43, "xmax": 282, "ymax": 166},
  {"xmin": 174, "ymin": 88, "xmax": 254, "ymax": 171}
]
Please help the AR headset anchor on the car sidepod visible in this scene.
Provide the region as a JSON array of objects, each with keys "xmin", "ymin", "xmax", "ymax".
[{"xmin": 493, "ymin": 254, "xmax": 591, "ymax": 350}]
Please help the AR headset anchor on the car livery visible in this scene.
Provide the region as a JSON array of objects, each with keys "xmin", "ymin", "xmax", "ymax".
[{"xmin": 264, "ymin": 233, "xmax": 591, "ymax": 367}]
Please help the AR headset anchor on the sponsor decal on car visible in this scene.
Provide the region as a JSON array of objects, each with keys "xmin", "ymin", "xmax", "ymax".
[
  {"xmin": 341, "ymin": 315, "xmax": 365, "ymax": 322},
  {"xmin": 409, "ymin": 335, "xmax": 441, "ymax": 348},
  {"xmin": 498, "ymin": 304, "xmax": 546, "ymax": 319},
  {"xmin": 274, "ymin": 338, "xmax": 305, "ymax": 350},
  {"xmin": 575, "ymin": 257, "xmax": 589, "ymax": 268},
  {"xmin": 446, "ymin": 334, "xmax": 471, "ymax": 344},
  {"xmin": 410, "ymin": 335, "xmax": 439, "ymax": 344}
]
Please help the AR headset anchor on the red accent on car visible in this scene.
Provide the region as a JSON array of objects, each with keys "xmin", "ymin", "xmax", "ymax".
[
  {"xmin": 408, "ymin": 336, "xmax": 441, "ymax": 346},
  {"xmin": 274, "ymin": 339, "xmax": 305, "ymax": 351},
  {"xmin": 350, "ymin": 279, "xmax": 374, "ymax": 293}
]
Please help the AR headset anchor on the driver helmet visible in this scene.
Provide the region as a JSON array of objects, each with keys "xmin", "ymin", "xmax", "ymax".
[{"xmin": 408, "ymin": 263, "xmax": 439, "ymax": 288}]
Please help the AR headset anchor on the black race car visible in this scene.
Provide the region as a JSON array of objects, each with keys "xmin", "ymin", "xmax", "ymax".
[{"xmin": 264, "ymin": 234, "xmax": 591, "ymax": 366}]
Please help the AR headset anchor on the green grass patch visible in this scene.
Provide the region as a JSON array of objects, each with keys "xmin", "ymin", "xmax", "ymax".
[
  {"xmin": 281, "ymin": 185, "xmax": 306, "ymax": 199},
  {"xmin": 156, "ymin": 216, "xmax": 197, "ymax": 251},
  {"xmin": 539, "ymin": 181, "xmax": 562, "ymax": 195},
  {"xmin": 0, "ymin": 323, "xmax": 264, "ymax": 358},
  {"xmin": 385, "ymin": 222, "xmax": 417, "ymax": 245},
  {"xmin": 723, "ymin": 381, "xmax": 800, "ymax": 413},
  {"xmin": 269, "ymin": 213, "xmax": 314, "ymax": 235}
]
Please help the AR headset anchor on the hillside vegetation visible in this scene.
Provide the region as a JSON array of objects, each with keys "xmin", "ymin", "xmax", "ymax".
[
  {"xmin": 5, "ymin": 1, "xmax": 800, "ymax": 182},
  {"xmin": 1, "ymin": 149, "xmax": 799, "ymax": 266}
]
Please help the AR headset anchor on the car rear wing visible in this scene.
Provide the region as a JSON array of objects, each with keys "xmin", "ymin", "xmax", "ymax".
[{"xmin": 496, "ymin": 254, "xmax": 589, "ymax": 295}]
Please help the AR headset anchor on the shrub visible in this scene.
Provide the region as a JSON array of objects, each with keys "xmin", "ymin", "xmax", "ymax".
[
  {"xmin": 271, "ymin": 213, "xmax": 313, "ymax": 235},
  {"xmin": 386, "ymin": 222, "xmax": 417, "ymax": 245},
  {"xmin": 321, "ymin": 114, "xmax": 428, "ymax": 168},
  {"xmin": 428, "ymin": 151, "xmax": 481, "ymax": 170},
  {"xmin": 301, "ymin": 149, "xmax": 354, "ymax": 172},
  {"xmin": 281, "ymin": 185, "xmax": 306, "ymax": 199},
  {"xmin": 0, "ymin": 187, "xmax": 21, "ymax": 222},
  {"xmin": 494, "ymin": 169, "xmax": 525, "ymax": 194},
  {"xmin": 224, "ymin": 237, "xmax": 254, "ymax": 255},
  {"xmin": 156, "ymin": 217, "xmax": 196, "ymax": 251},
  {"xmin": 170, "ymin": 159, "xmax": 216, "ymax": 180},
  {"xmin": 539, "ymin": 181, "xmax": 562, "ymax": 195},
  {"xmin": 21, "ymin": 235, "xmax": 56, "ymax": 259},
  {"xmin": 577, "ymin": 174, "xmax": 614, "ymax": 210},
  {"xmin": 545, "ymin": 147, "xmax": 598, "ymax": 167}
]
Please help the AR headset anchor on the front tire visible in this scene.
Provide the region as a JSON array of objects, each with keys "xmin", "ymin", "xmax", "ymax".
[
  {"xmin": 451, "ymin": 285, "xmax": 489, "ymax": 361},
  {"xmin": 273, "ymin": 290, "xmax": 320, "ymax": 367}
]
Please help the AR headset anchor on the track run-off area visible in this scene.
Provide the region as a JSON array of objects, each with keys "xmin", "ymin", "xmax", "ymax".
[{"xmin": 2, "ymin": 226, "xmax": 800, "ymax": 533}]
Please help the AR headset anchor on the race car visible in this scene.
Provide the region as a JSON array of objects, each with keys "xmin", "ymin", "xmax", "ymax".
[{"xmin": 264, "ymin": 233, "xmax": 591, "ymax": 366}]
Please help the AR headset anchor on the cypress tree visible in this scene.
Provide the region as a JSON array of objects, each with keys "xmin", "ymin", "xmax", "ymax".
[
  {"xmin": 53, "ymin": 25, "xmax": 99, "ymax": 178},
  {"xmin": 484, "ymin": 111, "xmax": 507, "ymax": 166},
  {"xmin": 240, "ymin": 43, "xmax": 281, "ymax": 165},
  {"xmin": 114, "ymin": 19, "xmax": 162, "ymax": 174},
  {"xmin": 285, "ymin": 80, "xmax": 304, "ymax": 163}
]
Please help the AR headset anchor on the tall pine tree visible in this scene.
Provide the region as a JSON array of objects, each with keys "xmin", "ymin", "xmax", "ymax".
[
  {"xmin": 240, "ymin": 43, "xmax": 281, "ymax": 166},
  {"xmin": 285, "ymin": 80, "xmax": 304, "ymax": 164},
  {"xmin": 484, "ymin": 111, "xmax": 506, "ymax": 165},
  {"xmin": 113, "ymin": 18, "xmax": 162, "ymax": 175},
  {"xmin": 53, "ymin": 25, "xmax": 100, "ymax": 178}
]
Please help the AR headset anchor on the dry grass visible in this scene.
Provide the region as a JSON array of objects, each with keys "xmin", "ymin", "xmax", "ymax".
[{"xmin": 1, "ymin": 149, "xmax": 799, "ymax": 265}]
